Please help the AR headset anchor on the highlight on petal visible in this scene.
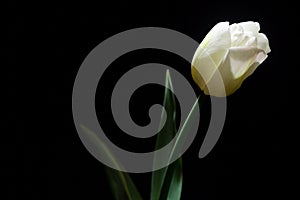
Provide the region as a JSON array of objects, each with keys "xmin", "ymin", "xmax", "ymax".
[
  {"xmin": 242, "ymin": 51, "xmax": 268, "ymax": 79},
  {"xmin": 212, "ymin": 47, "xmax": 263, "ymax": 96},
  {"xmin": 226, "ymin": 47, "xmax": 261, "ymax": 79},
  {"xmin": 195, "ymin": 22, "xmax": 230, "ymax": 68},
  {"xmin": 199, "ymin": 22, "xmax": 230, "ymax": 49},
  {"xmin": 192, "ymin": 49, "xmax": 219, "ymax": 93},
  {"xmin": 192, "ymin": 51, "xmax": 226, "ymax": 96},
  {"xmin": 257, "ymin": 33, "xmax": 271, "ymax": 53},
  {"xmin": 239, "ymin": 21, "xmax": 260, "ymax": 34}
]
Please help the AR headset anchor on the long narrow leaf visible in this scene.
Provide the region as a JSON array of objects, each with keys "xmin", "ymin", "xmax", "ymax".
[
  {"xmin": 165, "ymin": 160, "xmax": 183, "ymax": 200},
  {"xmin": 80, "ymin": 125, "xmax": 143, "ymax": 200},
  {"xmin": 151, "ymin": 70, "xmax": 202, "ymax": 200},
  {"xmin": 151, "ymin": 70, "xmax": 182, "ymax": 200}
]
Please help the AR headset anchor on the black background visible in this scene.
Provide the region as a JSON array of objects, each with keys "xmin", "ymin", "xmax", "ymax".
[{"xmin": 4, "ymin": 0, "xmax": 297, "ymax": 199}]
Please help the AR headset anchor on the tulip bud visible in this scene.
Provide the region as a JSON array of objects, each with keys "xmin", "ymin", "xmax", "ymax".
[{"xmin": 192, "ymin": 21, "xmax": 270, "ymax": 97}]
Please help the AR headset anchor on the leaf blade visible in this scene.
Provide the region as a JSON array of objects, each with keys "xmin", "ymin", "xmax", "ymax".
[
  {"xmin": 151, "ymin": 70, "xmax": 183, "ymax": 200},
  {"xmin": 80, "ymin": 125, "xmax": 143, "ymax": 200}
]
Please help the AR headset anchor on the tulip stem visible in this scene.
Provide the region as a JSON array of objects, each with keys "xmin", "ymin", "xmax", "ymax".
[{"xmin": 167, "ymin": 90, "xmax": 208, "ymax": 162}]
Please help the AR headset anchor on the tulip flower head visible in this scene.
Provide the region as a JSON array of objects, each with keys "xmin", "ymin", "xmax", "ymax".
[{"xmin": 192, "ymin": 21, "xmax": 270, "ymax": 97}]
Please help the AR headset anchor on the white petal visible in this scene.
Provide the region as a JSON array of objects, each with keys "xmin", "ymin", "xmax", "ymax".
[
  {"xmin": 196, "ymin": 22, "xmax": 231, "ymax": 67},
  {"xmin": 230, "ymin": 24, "xmax": 245, "ymax": 47},
  {"xmin": 231, "ymin": 31, "xmax": 257, "ymax": 47},
  {"xmin": 245, "ymin": 35, "xmax": 257, "ymax": 47},
  {"xmin": 242, "ymin": 52, "xmax": 268, "ymax": 79},
  {"xmin": 238, "ymin": 21, "xmax": 260, "ymax": 34},
  {"xmin": 192, "ymin": 50, "xmax": 227, "ymax": 97},
  {"xmin": 214, "ymin": 47, "xmax": 262, "ymax": 95},
  {"xmin": 200, "ymin": 22, "xmax": 230, "ymax": 49},
  {"xmin": 192, "ymin": 22, "xmax": 231, "ymax": 94},
  {"xmin": 226, "ymin": 47, "xmax": 261, "ymax": 78},
  {"xmin": 192, "ymin": 49, "xmax": 219, "ymax": 93},
  {"xmin": 257, "ymin": 33, "xmax": 271, "ymax": 53},
  {"xmin": 229, "ymin": 23, "xmax": 243, "ymax": 33}
]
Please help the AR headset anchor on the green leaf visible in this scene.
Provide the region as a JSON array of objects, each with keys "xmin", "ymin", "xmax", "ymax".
[
  {"xmin": 151, "ymin": 70, "xmax": 183, "ymax": 200},
  {"xmin": 105, "ymin": 167, "xmax": 143, "ymax": 200},
  {"xmin": 159, "ymin": 159, "xmax": 183, "ymax": 200},
  {"xmin": 151, "ymin": 70, "xmax": 201, "ymax": 200},
  {"xmin": 80, "ymin": 125, "xmax": 143, "ymax": 200}
]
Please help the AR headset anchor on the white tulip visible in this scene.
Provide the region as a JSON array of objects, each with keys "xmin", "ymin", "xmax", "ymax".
[{"xmin": 192, "ymin": 21, "xmax": 270, "ymax": 97}]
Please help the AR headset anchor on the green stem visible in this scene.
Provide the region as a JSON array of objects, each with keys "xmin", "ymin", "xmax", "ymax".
[{"xmin": 167, "ymin": 92, "xmax": 207, "ymax": 165}]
